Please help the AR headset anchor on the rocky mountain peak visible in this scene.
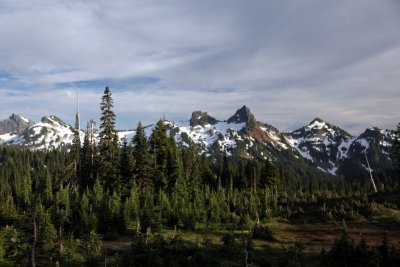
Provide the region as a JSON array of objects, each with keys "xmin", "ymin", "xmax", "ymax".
[
  {"xmin": 0, "ymin": 114, "xmax": 35, "ymax": 135},
  {"xmin": 307, "ymin": 118, "xmax": 328, "ymax": 130},
  {"xmin": 303, "ymin": 118, "xmax": 352, "ymax": 138},
  {"xmin": 41, "ymin": 115, "xmax": 68, "ymax": 127},
  {"xmin": 227, "ymin": 105, "xmax": 257, "ymax": 129},
  {"xmin": 189, "ymin": 111, "xmax": 218, "ymax": 127}
]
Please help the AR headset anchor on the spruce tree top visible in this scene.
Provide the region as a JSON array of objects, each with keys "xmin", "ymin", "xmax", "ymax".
[{"xmin": 99, "ymin": 86, "xmax": 117, "ymax": 139}]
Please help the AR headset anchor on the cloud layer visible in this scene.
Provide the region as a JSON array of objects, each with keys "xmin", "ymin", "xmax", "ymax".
[{"xmin": 0, "ymin": 0, "xmax": 399, "ymax": 134}]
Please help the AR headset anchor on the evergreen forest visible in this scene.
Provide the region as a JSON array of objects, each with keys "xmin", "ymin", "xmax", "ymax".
[{"xmin": 1, "ymin": 87, "xmax": 400, "ymax": 266}]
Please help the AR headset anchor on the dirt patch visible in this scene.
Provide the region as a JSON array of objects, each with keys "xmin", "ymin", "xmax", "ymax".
[
  {"xmin": 281, "ymin": 222, "xmax": 400, "ymax": 252},
  {"xmin": 104, "ymin": 235, "xmax": 132, "ymax": 251}
]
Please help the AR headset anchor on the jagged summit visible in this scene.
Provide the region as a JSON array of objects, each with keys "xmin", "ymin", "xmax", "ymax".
[
  {"xmin": 227, "ymin": 105, "xmax": 257, "ymax": 130},
  {"xmin": 298, "ymin": 118, "xmax": 352, "ymax": 138},
  {"xmin": 189, "ymin": 111, "xmax": 218, "ymax": 127},
  {"xmin": 0, "ymin": 113, "xmax": 35, "ymax": 135},
  {"xmin": 287, "ymin": 118, "xmax": 357, "ymax": 175}
]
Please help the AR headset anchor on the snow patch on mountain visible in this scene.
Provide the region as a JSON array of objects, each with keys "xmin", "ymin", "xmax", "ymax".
[
  {"xmin": 170, "ymin": 120, "xmax": 246, "ymax": 153},
  {"xmin": 355, "ymin": 138, "xmax": 370, "ymax": 152},
  {"xmin": 0, "ymin": 133, "xmax": 18, "ymax": 143},
  {"xmin": 19, "ymin": 116, "xmax": 30, "ymax": 123},
  {"xmin": 337, "ymin": 137, "xmax": 356, "ymax": 160},
  {"xmin": 286, "ymin": 136, "xmax": 314, "ymax": 161},
  {"xmin": 307, "ymin": 120, "xmax": 326, "ymax": 130}
]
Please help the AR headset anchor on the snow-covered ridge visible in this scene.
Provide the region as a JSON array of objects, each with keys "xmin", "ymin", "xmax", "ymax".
[
  {"xmin": 0, "ymin": 110, "xmax": 398, "ymax": 178},
  {"xmin": 3, "ymin": 115, "xmax": 84, "ymax": 150},
  {"xmin": 286, "ymin": 118, "xmax": 398, "ymax": 175},
  {"xmin": 169, "ymin": 120, "xmax": 246, "ymax": 154}
]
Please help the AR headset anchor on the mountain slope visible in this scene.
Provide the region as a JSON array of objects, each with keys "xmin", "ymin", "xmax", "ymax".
[
  {"xmin": 337, "ymin": 127, "xmax": 397, "ymax": 181},
  {"xmin": 285, "ymin": 118, "xmax": 354, "ymax": 174},
  {"xmin": 285, "ymin": 118, "xmax": 398, "ymax": 180}
]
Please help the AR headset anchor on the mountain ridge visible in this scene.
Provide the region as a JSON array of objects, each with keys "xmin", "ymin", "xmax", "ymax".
[{"xmin": 0, "ymin": 107, "xmax": 398, "ymax": 179}]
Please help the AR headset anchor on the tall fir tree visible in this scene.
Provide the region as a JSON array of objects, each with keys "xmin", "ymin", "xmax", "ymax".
[
  {"xmin": 149, "ymin": 119, "xmax": 169, "ymax": 193},
  {"xmin": 132, "ymin": 122, "xmax": 152, "ymax": 191},
  {"xmin": 98, "ymin": 87, "xmax": 120, "ymax": 192},
  {"xmin": 166, "ymin": 133, "xmax": 182, "ymax": 194},
  {"xmin": 182, "ymin": 143, "xmax": 201, "ymax": 198},
  {"xmin": 21, "ymin": 160, "xmax": 32, "ymax": 207},
  {"xmin": 261, "ymin": 159, "xmax": 280, "ymax": 190},
  {"xmin": 119, "ymin": 137, "xmax": 134, "ymax": 195},
  {"xmin": 221, "ymin": 152, "xmax": 231, "ymax": 188}
]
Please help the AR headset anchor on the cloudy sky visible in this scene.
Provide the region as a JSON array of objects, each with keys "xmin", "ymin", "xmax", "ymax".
[{"xmin": 0, "ymin": 0, "xmax": 399, "ymax": 134}]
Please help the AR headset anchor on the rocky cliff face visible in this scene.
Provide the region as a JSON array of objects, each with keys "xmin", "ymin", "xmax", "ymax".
[
  {"xmin": 0, "ymin": 114, "xmax": 34, "ymax": 135},
  {"xmin": 227, "ymin": 105, "xmax": 257, "ymax": 131},
  {"xmin": 189, "ymin": 111, "xmax": 218, "ymax": 127}
]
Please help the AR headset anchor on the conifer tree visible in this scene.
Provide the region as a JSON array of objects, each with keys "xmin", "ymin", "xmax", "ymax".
[
  {"xmin": 119, "ymin": 137, "xmax": 134, "ymax": 194},
  {"xmin": 43, "ymin": 170, "xmax": 53, "ymax": 204},
  {"xmin": 149, "ymin": 119, "xmax": 168, "ymax": 192},
  {"xmin": 98, "ymin": 86, "xmax": 120, "ymax": 192},
  {"xmin": 21, "ymin": 162, "xmax": 32, "ymax": 207},
  {"xmin": 261, "ymin": 159, "xmax": 281, "ymax": 190},
  {"xmin": 65, "ymin": 110, "xmax": 81, "ymax": 190},
  {"xmin": 166, "ymin": 133, "xmax": 182, "ymax": 194},
  {"xmin": 132, "ymin": 122, "xmax": 152, "ymax": 191},
  {"xmin": 245, "ymin": 159, "xmax": 260, "ymax": 191},
  {"xmin": 182, "ymin": 143, "xmax": 201, "ymax": 198},
  {"xmin": 81, "ymin": 123, "xmax": 92, "ymax": 190},
  {"xmin": 221, "ymin": 153, "xmax": 231, "ymax": 188}
]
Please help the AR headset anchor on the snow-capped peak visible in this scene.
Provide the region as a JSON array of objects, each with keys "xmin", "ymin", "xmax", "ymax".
[
  {"xmin": 3, "ymin": 115, "xmax": 83, "ymax": 150},
  {"xmin": 307, "ymin": 118, "xmax": 327, "ymax": 130},
  {"xmin": 287, "ymin": 119, "xmax": 355, "ymax": 175}
]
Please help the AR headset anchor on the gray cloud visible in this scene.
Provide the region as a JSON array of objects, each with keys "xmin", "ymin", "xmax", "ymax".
[{"xmin": 0, "ymin": 0, "xmax": 399, "ymax": 134}]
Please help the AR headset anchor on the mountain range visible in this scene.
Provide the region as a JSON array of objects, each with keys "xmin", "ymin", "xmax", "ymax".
[{"xmin": 0, "ymin": 106, "xmax": 398, "ymax": 180}]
